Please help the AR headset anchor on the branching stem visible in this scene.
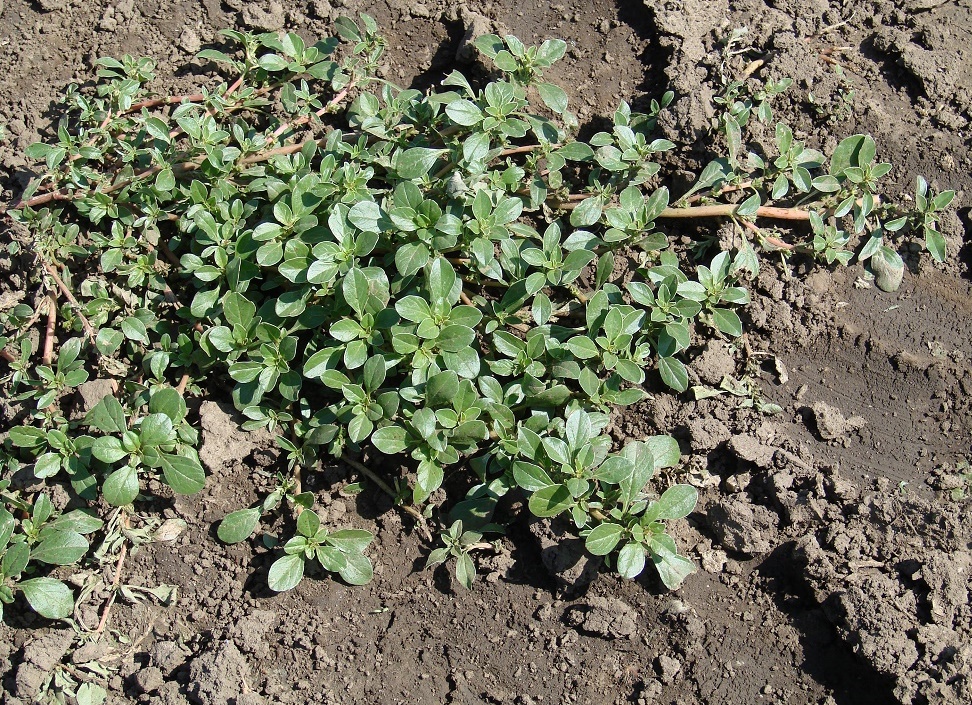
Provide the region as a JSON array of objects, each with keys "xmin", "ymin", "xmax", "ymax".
[{"xmin": 40, "ymin": 260, "xmax": 97, "ymax": 343}]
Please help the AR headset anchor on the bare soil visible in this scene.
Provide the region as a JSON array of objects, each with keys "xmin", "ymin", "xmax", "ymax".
[{"xmin": 0, "ymin": 1, "xmax": 970, "ymax": 704}]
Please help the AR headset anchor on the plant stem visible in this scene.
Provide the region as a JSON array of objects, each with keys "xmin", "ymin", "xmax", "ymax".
[
  {"xmin": 41, "ymin": 295, "xmax": 57, "ymax": 366},
  {"xmin": 659, "ymin": 204, "xmax": 811, "ymax": 220},
  {"xmin": 40, "ymin": 260, "xmax": 97, "ymax": 343},
  {"xmin": 124, "ymin": 92, "xmax": 206, "ymax": 113},
  {"xmin": 557, "ymin": 196, "xmax": 813, "ymax": 221},
  {"xmin": 500, "ymin": 144, "xmax": 547, "ymax": 156},
  {"xmin": 341, "ymin": 454, "xmax": 425, "ymax": 523},
  {"xmin": 95, "ymin": 512, "xmax": 130, "ymax": 635},
  {"xmin": 271, "ymin": 79, "xmax": 357, "ymax": 140},
  {"xmin": 740, "ymin": 218, "xmax": 800, "ymax": 251},
  {"xmin": 0, "ymin": 349, "xmax": 14, "ymax": 363}
]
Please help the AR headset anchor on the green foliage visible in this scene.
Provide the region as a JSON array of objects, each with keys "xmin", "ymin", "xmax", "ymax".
[
  {"xmin": 0, "ymin": 480, "xmax": 102, "ymax": 620},
  {"xmin": 0, "ymin": 17, "xmax": 956, "ymax": 604},
  {"xmin": 267, "ymin": 510, "xmax": 374, "ymax": 590}
]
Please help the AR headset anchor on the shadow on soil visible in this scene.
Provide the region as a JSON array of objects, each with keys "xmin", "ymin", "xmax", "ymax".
[{"xmin": 757, "ymin": 543, "xmax": 899, "ymax": 705}]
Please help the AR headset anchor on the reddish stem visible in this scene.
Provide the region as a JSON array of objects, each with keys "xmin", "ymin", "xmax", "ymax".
[
  {"xmin": 40, "ymin": 260, "xmax": 97, "ymax": 342},
  {"xmin": 41, "ymin": 295, "xmax": 57, "ymax": 366}
]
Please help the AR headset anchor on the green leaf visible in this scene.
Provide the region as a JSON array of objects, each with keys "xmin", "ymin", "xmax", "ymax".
[
  {"xmin": 830, "ymin": 134, "xmax": 868, "ymax": 176},
  {"xmin": 217, "ymin": 508, "xmax": 261, "ymax": 544},
  {"xmin": 303, "ymin": 347, "xmax": 340, "ymax": 379},
  {"xmin": 258, "ymin": 53, "xmax": 290, "ymax": 71},
  {"xmin": 9, "ymin": 426, "xmax": 46, "ymax": 448},
  {"xmin": 338, "ymin": 550, "xmax": 374, "ymax": 585},
  {"xmin": 92, "ymin": 436, "xmax": 127, "ymax": 464},
  {"xmin": 120, "ymin": 316, "xmax": 150, "ymax": 345},
  {"xmin": 585, "ymin": 523, "xmax": 624, "ymax": 556},
  {"xmin": 569, "ymin": 197, "xmax": 602, "ymax": 227},
  {"xmin": 565, "ymin": 409, "xmax": 594, "ymax": 450},
  {"xmin": 455, "ymin": 552, "xmax": 475, "ymax": 589},
  {"xmin": 658, "ymin": 357, "xmax": 688, "ymax": 392},
  {"xmin": 619, "ymin": 441, "xmax": 654, "ymax": 507},
  {"xmin": 139, "ymin": 413, "xmax": 174, "ymax": 447},
  {"xmin": 155, "ymin": 167, "xmax": 175, "ymax": 192},
  {"xmin": 651, "ymin": 542, "xmax": 696, "ymax": 590},
  {"xmin": 223, "ymin": 291, "xmax": 256, "ymax": 328},
  {"xmin": 33, "ymin": 453, "xmax": 62, "ymax": 479},
  {"xmin": 616, "ymin": 542, "xmax": 646, "ymax": 579},
  {"xmin": 435, "ymin": 324, "xmax": 474, "ymax": 353},
  {"xmin": 31, "ymin": 531, "xmax": 88, "ymax": 565},
  {"xmin": 0, "ymin": 508, "xmax": 15, "ymax": 547},
  {"xmin": 397, "ymin": 147, "xmax": 447, "ymax": 179},
  {"xmin": 528, "ymin": 484, "xmax": 572, "ymax": 517},
  {"xmin": 537, "ymin": 82, "xmax": 568, "ymax": 114},
  {"xmin": 925, "ymin": 227, "xmax": 946, "ymax": 262},
  {"xmin": 372, "ymin": 425, "xmax": 408, "ymax": 454},
  {"xmin": 342, "ymin": 267, "xmax": 370, "ymax": 316},
  {"xmin": 644, "ymin": 436, "xmax": 680, "ymax": 470},
  {"xmin": 297, "ymin": 510, "xmax": 321, "ymax": 538},
  {"xmin": 149, "ymin": 388, "xmax": 187, "ymax": 423},
  {"xmin": 103, "ymin": 465, "xmax": 139, "ymax": 506},
  {"xmin": 348, "ymin": 200, "xmax": 381, "ymax": 232},
  {"xmin": 268, "ymin": 553, "xmax": 305, "ymax": 592},
  {"xmin": 159, "ymin": 453, "xmax": 206, "ymax": 495},
  {"xmin": 48, "ymin": 510, "xmax": 103, "ymax": 535},
  {"xmin": 712, "ymin": 308, "xmax": 743, "ymax": 337},
  {"xmin": 473, "ymin": 33, "xmax": 503, "ymax": 58},
  {"xmin": 567, "ymin": 336, "xmax": 599, "ymax": 360},
  {"xmin": 85, "ymin": 395, "xmax": 127, "ymax": 434},
  {"xmin": 446, "ymin": 99, "xmax": 483, "ymax": 126},
  {"xmin": 19, "ymin": 578, "xmax": 74, "ymax": 619},
  {"xmin": 645, "ymin": 484, "xmax": 698, "ymax": 521},
  {"xmin": 426, "ymin": 370, "xmax": 460, "ymax": 407},
  {"xmin": 328, "ymin": 529, "xmax": 374, "ymax": 554},
  {"xmin": 428, "ymin": 257, "xmax": 457, "ymax": 306},
  {"xmin": 735, "ymin": 192, "xmax": 760, "ymax": 217},
  {"xmin": 395, "ymin": 242, "xmax": 430, "ymax": 277},
  {"xmin": 512, "ymin": 461, "xmax": 554, "ymax": 492},
  {"xmin": 2, "ymin": 542, "xmax": 29, "ymax": 577}
]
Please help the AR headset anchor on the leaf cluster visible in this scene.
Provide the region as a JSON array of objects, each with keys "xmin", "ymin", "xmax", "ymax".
[{"xmin": 0, "ymin": 16, "xmax": 956, "ymax": 602}]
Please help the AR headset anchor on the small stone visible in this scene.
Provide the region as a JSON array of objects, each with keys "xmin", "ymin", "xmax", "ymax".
[
  {"xmin": 410, "ymin": 3, "xmax": 430, "ymax": 18},
  {"xmin": 707, "ymin": 499, "xmax": 779, "ymax": 556},
  {"xmin": 76, "ymin": 378, "xmax": 117, "ymax": 415},
  {"xmin": 694, "ymin": 341, "xmax": 735, "ymax": 386},
  {"xmin": 134, "ymin": 666, "xmax": 165, "ymax": 694},
  {"xmin": 870, "ymin": 251, "xmax": 904, "ymax": 292},
  {"xmin": 309, "ymin": 0, "xmax": 332, "ymax": 20},
  {"xmin": 456, "ymin": 7, "xmax": 493, "ymax": 63},
  {"xmin": 809, "ymin": 402, "xmax": 865, "ymax": 441},
  {"xmin": 656, "ymin": 654, "xmax": 681, "ymax": 684},
  {"xmin": 567, "ymin": 597, "xmax": 638, "ymax": 639},
  {"xmin": 241, "ymin": 1, "xmax": 285, "ymax": 31},
  {"xmin": 179, "ymin": 27, "xmax": 201, "ymax": 54}
]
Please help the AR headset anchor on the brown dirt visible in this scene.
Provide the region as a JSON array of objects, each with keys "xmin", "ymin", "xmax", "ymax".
[{"xmin": 1, "ymin": 1, "xmax": 970, "ymax": 704}]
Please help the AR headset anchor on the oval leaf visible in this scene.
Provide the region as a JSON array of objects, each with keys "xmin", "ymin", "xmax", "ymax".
[
  {"xmin": 217, "ymin": 507, "xmax": 262, "ymax": 544},
  {"xmin": 268, "ymin": 553, "xmax": 305, "ymax": 592}
]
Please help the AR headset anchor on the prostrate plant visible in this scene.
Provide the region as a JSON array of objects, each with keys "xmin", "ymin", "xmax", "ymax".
[{"xmin": 0, "ymin": 16, "xmax": 955, "ymax": 606}]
